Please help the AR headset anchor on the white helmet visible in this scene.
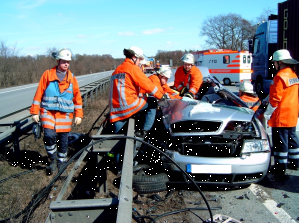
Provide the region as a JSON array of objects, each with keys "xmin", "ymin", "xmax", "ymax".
[
  {"xmin": 239, "ymin": 82, "xmax": 255, "ymax": 94},
  {"xmin": 52, "ymin": 48, "xmax": 72, "ymax": 61},
  {"xmin": 272, "ymin": 49, "xmax": 298, "ymax": 64},
  {"xmin": 157, "ymin": 67, "xmax": 172, "ymax": 79},
  {"xmin": 181, "ymin": 53, "xmax": 195, "ymax": 65},
  {"xmin": 123, "ymin": 46, "xmax": 144, "ymax": 59}
]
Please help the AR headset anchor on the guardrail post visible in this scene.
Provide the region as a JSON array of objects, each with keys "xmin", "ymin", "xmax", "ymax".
[
  {"xmin": 12, "ymin": 121, "xmax": 21, "ymax": 163},
  {"xmin": 84, "ymin": 95, "xmax": 87, "ymax": 108},
  {"xmin": 90, "ymin": 89, "xmax": 94, "ymax": 103},
  {"xmin": 100, "ymin": 84, "xmax": 103, "ymax": 95}
]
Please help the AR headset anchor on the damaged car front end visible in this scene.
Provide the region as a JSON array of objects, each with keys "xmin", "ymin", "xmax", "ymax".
[{"xmin": 139, "ymin": 66, "xmax": 271, "ymax": 187}]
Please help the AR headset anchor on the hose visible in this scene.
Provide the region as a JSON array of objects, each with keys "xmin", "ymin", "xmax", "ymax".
[
  {"xmin": 151, "ymin": 207, "xmax": 221, "ymax": 222},
  {"xmin": 86, "ymin": 105, "xmax": 108, "ymax": 136}
]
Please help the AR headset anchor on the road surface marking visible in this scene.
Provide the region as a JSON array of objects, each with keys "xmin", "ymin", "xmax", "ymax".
[
  {"xmin": 0, "ymin": 85, "xmax": 37, "ymax": 94},
  {"xmin": 249, "ymin": 184, "xmax": 296, "ymax": 223}
]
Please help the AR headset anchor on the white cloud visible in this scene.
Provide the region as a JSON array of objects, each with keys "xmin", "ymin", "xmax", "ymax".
[
  {"xmin": 142, "ymin": 28, "xmax": 165, "ymax": 35},
  {"xmin": 165, "ymin": 41, "xmax": 173, "ymax": 48},
  {"xmin": 191, "ymin": 45, "xmax": 201, "ymax": 49},
  {"xmin": 76, "ymin": 34, "xmax": 88, "ymax": 38},
  {"xmin": 117, "ymin": 31, "xmax": 135, "ymax": 36}
]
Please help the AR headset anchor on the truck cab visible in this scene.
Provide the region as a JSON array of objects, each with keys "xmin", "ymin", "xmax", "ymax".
[{"xmin": 249, "ymin": 15, "xmax": 278, "ymax": 97}]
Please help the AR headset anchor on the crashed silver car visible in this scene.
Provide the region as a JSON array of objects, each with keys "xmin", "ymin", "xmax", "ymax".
[{"xmin": 134, "ymin": 66, "xmax": 271, "ymax": 189}]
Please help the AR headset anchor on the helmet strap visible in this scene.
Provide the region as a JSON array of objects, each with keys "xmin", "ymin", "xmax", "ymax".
[{"xmin": 131, "ymin": 57, "xmax": 137, "ymax": 65}]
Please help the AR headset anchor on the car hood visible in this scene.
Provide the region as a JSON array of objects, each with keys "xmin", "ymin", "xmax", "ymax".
[{"xmin": 159, "ymin": 99, "xmax": 254, "ymax": 135}]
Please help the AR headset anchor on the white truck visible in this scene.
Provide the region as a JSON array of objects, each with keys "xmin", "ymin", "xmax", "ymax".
[{"xmin": 195, "ymin": 50, "xmax": 252, "ymax": 85}]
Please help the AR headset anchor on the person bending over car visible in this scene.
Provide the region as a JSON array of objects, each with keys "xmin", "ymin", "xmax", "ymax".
[
  {"xmin": 238, "ymin": 82, "xmax": 261, "ymax": 112},
  {"xmin": 264, "ymin": 49, "xmax": 299, "ymax": 174},
  {"xmin": 141, "ymin": 67, "xmax": 181, "ymax": 99},
  {"xmin": 172, "ymin": 53, "xmax": 203, "ymax": 99}
]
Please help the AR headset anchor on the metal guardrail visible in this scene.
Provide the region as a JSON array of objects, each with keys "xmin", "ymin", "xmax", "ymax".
[{"xmin": 0, "ymin": 77, "xmax": 111, "ymax": 161}]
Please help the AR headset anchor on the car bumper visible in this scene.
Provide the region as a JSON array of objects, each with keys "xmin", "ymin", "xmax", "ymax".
[{"xmin": 165, "ymin": 151, "xmax": 271, "ymax": 186}]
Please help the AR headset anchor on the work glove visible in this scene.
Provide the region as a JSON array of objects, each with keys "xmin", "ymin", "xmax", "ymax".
[
  {"xmin": 180, "ymin": 87, "xmax": 188, "ymax": 96},
  {"xmin": 32, "ymin": 115, "xmax": 39, "ymax": 123},
  {"xmin": 263, "ymin": 103, "xmax": 277, "ymax": 120},
  {"xmin": 262, "ymin": 95, "xmax": 269, "ymax": 105},
  {"xmin": 183, "ymin": 92, "xmax": 194, "ymax": 99},
  {"xmin": 160, "ymin": 94, "xmax": 169, "ymax": 101},
  {"xmin": 75, "ymin": 117, "xmax": 82, "ymax": 125}
]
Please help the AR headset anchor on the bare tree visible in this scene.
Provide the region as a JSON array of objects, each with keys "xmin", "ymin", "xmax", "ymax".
[
  {"xmin": 200, "ymin": 13, "xmax": 255, "ymax": 51},
  {"xmin": 254, "ymin": 7, "xmax": 277, "ymax": 24},
  {"xmin": 155, "ymin": 50, "xmax": 184, "ymax": 67}
]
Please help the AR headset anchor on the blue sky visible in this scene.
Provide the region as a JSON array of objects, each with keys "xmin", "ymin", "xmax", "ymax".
[{"xmin": 0, "ymin": 0, "xmax": 282, "ymax": 58}]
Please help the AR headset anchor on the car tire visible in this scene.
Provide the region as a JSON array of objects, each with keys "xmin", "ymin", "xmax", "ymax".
[
  {"xmin": 133, "ymin": 173, "xmax": 169, "ymax": 194},
  {"xmin": 223, "ymin": 78, "xmax": 231, "ymax": 85}
]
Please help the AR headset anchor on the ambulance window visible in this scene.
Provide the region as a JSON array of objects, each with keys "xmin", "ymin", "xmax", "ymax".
[
  {"xmin": 247, "ymin": 55, "xmax": 251, "ymax": 63},
  {"xmin": 243, "ymin": 55, "xmax": 246, "ymax": 63},
  {"xmin": 223, "ymin": 55, "xmax": 230, "ymax": 64}
]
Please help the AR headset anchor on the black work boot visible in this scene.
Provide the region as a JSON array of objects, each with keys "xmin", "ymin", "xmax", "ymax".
[
  {"xmin": 135, "ymin": 130, "xmax": 149, "ymax": 138},
  {"xmin": 46, "ymin": 159, "xmax": 57, "ymax": 175},
  {"xmin": 57, "ymin": 161, "xmax": 68, "ymax": 177}
]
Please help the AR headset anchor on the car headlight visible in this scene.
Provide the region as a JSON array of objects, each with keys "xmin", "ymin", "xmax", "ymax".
[{"xmin": 241, "ymin": 139, "xmax": 270, "ymax": 153}]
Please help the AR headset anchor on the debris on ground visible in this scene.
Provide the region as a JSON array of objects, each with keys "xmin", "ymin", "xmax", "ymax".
[{"xmin": 206, "ymin": 214, "xmax": 243, "ymax": 223}]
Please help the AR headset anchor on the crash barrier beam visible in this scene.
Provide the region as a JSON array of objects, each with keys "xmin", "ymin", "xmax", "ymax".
[
  {"xmin": 46, "ymin": 118, "xmax": 135, "ymax": 223},
  {"xmin": 0, "ymin": 77, "xmax": 111, "ymax": 162}
]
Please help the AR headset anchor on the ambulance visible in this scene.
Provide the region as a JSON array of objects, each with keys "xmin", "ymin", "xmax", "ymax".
[{"xmin": 195, "ymin": 50, "xmax": 252, "ymax": 85}]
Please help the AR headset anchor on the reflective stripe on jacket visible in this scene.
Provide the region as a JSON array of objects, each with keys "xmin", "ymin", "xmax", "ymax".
[
  {"xmin": 30, "ymin": 66, "xmax": 83, "ymax": 132},
  {"xmin": 268, "ymin": 67, "xmax": 299, "ymax": 127},
  {"xmin": 41, "ymin": 74, "xmax": 74, "ymax": 113},
  {"xmin": 109, "ymin": 58, "xmax": 163, "ymax": 123},
  {"xmin": 239, "ymin": 94, "xmax": 261, "ymax": 112},
  {"xmin": 174, "ymin": 66, "xmax": 203, "ymax": 96},
  {"xmin": 140, "ymin": 75, "xmax": 181, "ymax": 99}
]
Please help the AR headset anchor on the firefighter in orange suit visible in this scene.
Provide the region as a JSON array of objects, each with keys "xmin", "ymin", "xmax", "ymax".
[
  {"xmin": 30, "ymin": 48, "xmax": 83, "ymax": 175},
  {"xmin": 238, "ymin": 82, "xmax": 261, "ymax": 112},
  {"xmin": 173, "ymin": 53, "xmax": 203, "ymax": 99},
  {"xmin": 109, "ymin": 46, "xmax": 167, "ymax": 137},
  {"xmin": 141, "ymin": 67, "xmax": 181, "ymax": 99},
  {"xmin": 264, "ymin": 49, "xmax": 299, "ymax": 174}
]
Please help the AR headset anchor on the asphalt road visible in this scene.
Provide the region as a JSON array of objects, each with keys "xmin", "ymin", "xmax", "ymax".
[{"xmin": 0, "ymin": 71, "xmax": 113, "ymax": 118}]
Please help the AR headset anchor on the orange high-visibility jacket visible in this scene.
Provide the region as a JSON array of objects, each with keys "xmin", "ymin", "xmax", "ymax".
[
  {"xmin": 30, "ymin": 66, "xmax": 83, "ymax": 132},
  {"xmin": 109, "ymin": 58, "xmax": 163, "ymax": 123},
  {"xmin": 174, "ymin": 66, "xmax": 203, "ymax": 96},
  {"xmin": 268, "ymin": 67, "xmax": 299, "ymax": 127},
  {"xmin": 239, "ymin": 94, "xmax": 261, "ymax": 112},
  {"xmin": 140, "ymin": 75, "xmax": 181, "ymax": 99}
]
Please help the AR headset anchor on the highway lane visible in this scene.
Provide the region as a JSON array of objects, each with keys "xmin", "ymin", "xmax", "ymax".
[{"xmin": 0, "ymin": 71, "xmax": 113, "ymax": 118}]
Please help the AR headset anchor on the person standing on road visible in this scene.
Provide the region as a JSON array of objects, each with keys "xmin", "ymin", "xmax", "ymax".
[
  {"xmin": 141, "ymin": 67, "xmax": 181, "ymax": 99},
  {"xmin": 30, "ymin": 48, "xmax": 83, "ymax": 175},
  {"xmin": 109, "ymin": 46, "xmax": 167, "ymax": 138},
  {"xmin": 172, "ymin": 53, "xmax": 203, "ymax": 99},
  {"xmin": 264, "ymin": 49, "xmax": 299, "ymax": 174},
  {"xmin": 238, "ymin": 82, "xmax": 261, "ymax": 112}
]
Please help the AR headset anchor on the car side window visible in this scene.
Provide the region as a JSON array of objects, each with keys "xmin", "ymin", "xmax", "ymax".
[
  {"xmin": 223, "ymin": 55, "xmax": 230, "ymax": 64},
  {"xmin": 243, "ymin": 55, "xmax": 246, "ymax": 64}
]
